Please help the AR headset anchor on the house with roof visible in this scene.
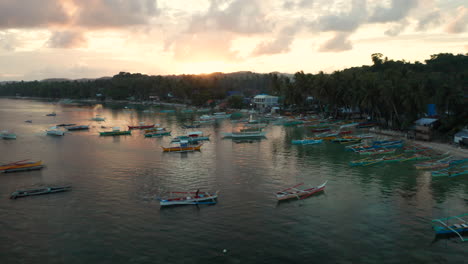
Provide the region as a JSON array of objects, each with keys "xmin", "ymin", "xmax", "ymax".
[{"xmin": 252, "ymin": 94, "xmax": 279, "ymax": 111}]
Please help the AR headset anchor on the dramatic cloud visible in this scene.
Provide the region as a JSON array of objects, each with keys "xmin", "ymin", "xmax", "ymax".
[
  {"xmin": 0, "ymin": 0, "xmax": 69, "ymax": 29},
  {"xmin": 416, "ymin": 10, "xmax": 441, "ymax": 31},
  {"xmin": 368, "ymin": 0, "xmax": 418, "ymax": 23},
  {"xmin": 73, "ymin": 0, "xmax": 159, "ymax": 28},
  {"xmin": 315, "ymin": 0, "xmax": 367, "ymax": 32},
  {"xmin": 47, "ymin": 30, "xmax": 87, "ymax": 48},
  {"xmin": 252, "ymin": 24, "xmax": 301, "ymax": 56},
  {"xmin": 187, "ymin": 0, "xmax": 271, "ymax": 34},
  {"xmin": 319, "ymin": 32, "xmax": 352, "ymax": 52},
  {"xmin": 445, "ymin": 6, "xmax": 468, "ymax": 33}
]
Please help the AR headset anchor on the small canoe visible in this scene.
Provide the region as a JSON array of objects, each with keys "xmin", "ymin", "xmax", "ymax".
[
  {"xmin": 10, "ymin": 186, "xmax": 71, "ymax": 199},
  {"xmin": 157, "ymin": 191, "xmax": 218, "ymax": 206},
  {"xmin": 276, "ymin": 181, "xmax": 327, "ymax": 201},
  {"xmin": 57, "ymin": 123, "xmax": 76, "ymax": 127}
]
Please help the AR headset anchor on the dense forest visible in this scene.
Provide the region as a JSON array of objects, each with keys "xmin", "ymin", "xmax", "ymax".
[{"xmin": 1, "ymin": 53, "xmax": 467, "ymax": 133}]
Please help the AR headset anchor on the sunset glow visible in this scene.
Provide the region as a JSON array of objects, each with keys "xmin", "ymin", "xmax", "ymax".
[{"xmin": 0, "ymin": 0, "xmax": 467, "ymax": 81}]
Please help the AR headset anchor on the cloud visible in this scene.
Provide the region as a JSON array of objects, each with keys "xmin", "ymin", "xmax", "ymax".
[
  {"xmin": 47, "ymin": 30, "xmax": 87, "ymax": 48},
  {"xmin": 187, "ymin": 0, "xmax": 271, "ymax": 34},
  {"xmin": 0, "ymin": 31, "xmax": 20, "ymax": 51},
  {"xmin": 314, "ymin": 0, "xmax": 367, "ymax": 32},
  {"xmin": 168, "ymin": 31, "xmax": 239, "ymax": 62},
  {"xmin": 251, "ymin": 24, "xmax": 301, "ymax": 56},
  {"xmin": 384, "ymin": 19, "xmax": 409, "ymax": 36},
  {"xmin": 445, "ymin": 6, "xmax": 468, "ymax": 33},
  {"xmin": 318, "ymin": 32, "xmax": 352, "ymax": 52},
  {"xmin": 0, "ymin": 0, "xmax": 69, "ymax": 29},
  {"xmin": 416, "ymin": 10, "xmax": 441, "ymax": 31},
  {"xmin": 283, "ymin": 0, "xmax": 314, "ymax": 10},
  {"xmin": 369, "ymin": 0, "xmax": 418, "ymax": 23},
  {"xmin": 73, "ymin": 0, "xmax": 160, "ymax": 28}
]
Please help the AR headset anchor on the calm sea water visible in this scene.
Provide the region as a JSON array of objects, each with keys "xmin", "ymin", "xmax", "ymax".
[{"xmin": 0, "ymin": 98, "xmax": 466, "ymax": 264}]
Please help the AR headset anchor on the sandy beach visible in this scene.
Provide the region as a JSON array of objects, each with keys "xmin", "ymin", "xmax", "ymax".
[{"xmin": 370, "ymin": 128, "xmax": 468, "ymax": 158}]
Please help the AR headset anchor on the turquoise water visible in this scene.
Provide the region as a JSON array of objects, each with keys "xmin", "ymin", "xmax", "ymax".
[{"xmin": 0, "ymin": 98, "xmax": 466, "ymax": 263}]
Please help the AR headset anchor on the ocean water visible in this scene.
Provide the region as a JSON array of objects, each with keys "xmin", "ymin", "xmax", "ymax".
[{"xmin": 0, "ymin": 98, "xmax": 466, "ymax": 264}]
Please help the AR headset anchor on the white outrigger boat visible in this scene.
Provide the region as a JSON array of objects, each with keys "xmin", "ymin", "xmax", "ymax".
[
  {"xmin": 157, "ymin": 190, "xmax": 218, "ymax": 206},
  {"xmin": 276, "ymin": 181, "xmax": 327, "ymax": 201},
  {"xmin": 432, "ymin": 213, "xmax": 468, "ymax": 241},
  {"xmin": 46, "ymin": 126, "xmax": 66, "ymax": 136}
]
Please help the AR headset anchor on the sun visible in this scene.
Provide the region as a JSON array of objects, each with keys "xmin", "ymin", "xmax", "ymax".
[{"xmin": 178, "ymin": 61, "xmax": 233, "ymax": 75}]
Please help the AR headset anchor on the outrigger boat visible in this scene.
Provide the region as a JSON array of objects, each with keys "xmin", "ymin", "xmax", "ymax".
[
  {"xmin": 223, "ymin": 131, "xmax": 266, "ymax": 139},
  {"xmin": 1, "ymin": 160, "xmax": 43, "ymax": 172},
  {"xmin": 10, "ymin": 186, "xmax": 71, "ymax": 199},
  {"xmin": 161, "ymin": 141, "xmax": 203, "ymax": 152},
  {"xmin": 431, "ymin": 214, "xmax": 468, "ymax": 241},
  {"xmin": 291, "ymin": 139, "xmax": 323, "ymax": 145},
  {"xmin": 157, "ymin": 190, "xmax": 218, "ymax": 206},
  {"xmin": 171, "ymin": 131, "xmax": 210, "ymax": 143},
  {"xmin": 145, "ymin": 130, "xmax": 171, "ymax": 137},
  {"xmin": 276, "ymin": 181, "xmax": 327, "ymax": 201},
  {"xmin": 99, "ymin": 127, "xmax": 131, "ymax": 136},
  {"xmin": 128, "ymin": 122, "xmax": 155, "ymax": 129},
  {"xmin": 66, "ymin": 125, "xmax": 89, "ymax": 131},
  {"xmin": 1, "ymin": 130, "xmax": 17, "ymax": 139}
]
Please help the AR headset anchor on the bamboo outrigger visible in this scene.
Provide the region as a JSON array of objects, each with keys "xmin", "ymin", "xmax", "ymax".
[{"xmin": 431, "ymin": 214, "xmax": 468, "ymax": 241}]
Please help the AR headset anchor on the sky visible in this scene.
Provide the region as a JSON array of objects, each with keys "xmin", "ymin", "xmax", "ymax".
[{"xmin": 0, "ymin": 0, "xmax": 467, "ymax": 81}]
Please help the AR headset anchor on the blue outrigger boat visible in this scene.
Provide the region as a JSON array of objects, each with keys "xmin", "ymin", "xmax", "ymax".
[
  {"xmin": 291, "ymin": 139, "xmax": 323, "ymax": 145},
  {"xmin": 432, "ymin": 213, "xmax": 468, "ymax": 241}
]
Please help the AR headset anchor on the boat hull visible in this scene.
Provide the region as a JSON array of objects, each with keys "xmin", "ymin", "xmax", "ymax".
[
  {"xmin": 161, "ymin": 144, "xmax": 202, "ymax": 152},
  {"xmin": 10, "ymin": 186, "xmax": 71, "ymax": 199},
  {"xmin": 128, "ymin": 124, "xmax": 155, "ymax": 129},
  {"xmin": 0, "ymin": 161, "xmax": 42, "ymax": 171},
  {"xmin": 276, "ymin": 182, "xmax": 327, "ymax": 201},
  {"xmin": 158, "ymin": 192, "xmax": 218, "ymax": 206},
  {"xmin": 99, "ymin": 131, "xmax": 131, "ymax": 136}
]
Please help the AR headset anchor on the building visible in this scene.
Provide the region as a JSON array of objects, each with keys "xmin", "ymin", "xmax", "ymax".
[
  {"xmin": 414, "ymin": 118, "xmax": 439, "ymax": 141},
  {"xmin": 252, "ymin": 94, "xmax": 279, "ymax": 111}
]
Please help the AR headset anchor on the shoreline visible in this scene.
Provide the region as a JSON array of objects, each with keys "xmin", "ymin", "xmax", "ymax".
[{"xmin": 371, "ymin": 128, "xmax": 468, "ymax": 158}]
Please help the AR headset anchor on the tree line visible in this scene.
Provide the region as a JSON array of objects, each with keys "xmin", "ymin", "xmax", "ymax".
[{"xmin": 0, "ymin": 53, "xmax": 467, "ymax": 133}]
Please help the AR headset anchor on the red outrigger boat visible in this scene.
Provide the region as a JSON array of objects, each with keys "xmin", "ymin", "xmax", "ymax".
[
  {"xmin": 128, "ymin": 124, "xmax": 155, "ymax": 129},
  {"xmin": 276, "ymin": 181, "xmax": 327, "ymax": 201}
]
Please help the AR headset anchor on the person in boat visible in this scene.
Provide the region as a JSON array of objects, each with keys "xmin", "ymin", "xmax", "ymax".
[{"xmin": 195, "ymin": 189, "xmax": 200, "ymax": 198}]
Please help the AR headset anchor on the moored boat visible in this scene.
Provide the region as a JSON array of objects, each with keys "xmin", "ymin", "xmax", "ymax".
[
  {"xmin": 431, "ymin": 214, "xmax": 468, "ymax": 241},
  {"xmin": 10, "ymin": 186, "xmax": 71, "ymax": 199},
  {"xmin": 1, "ymin": 130, "xmax": 17, "ymax": 139},
  {"xmin": 1, "ymin": 160, "xmax": 43, "ymax": 172},
  {"xmin": 223, "ymin": 131, "xmax": 266, "ymax": 139},
  {"xmin": 161, "ymin": 141, "xmax": 203, "ymax": 152},
  {"xmin": 66, "ymin": 125, "xmax": 89, "ymax": 131},
  {"xmin": 171, "ymin": 131, "xmax": 210, "ymax": 142},
  {"xmin": 99, "ymin": 127, "xmax": 131, "ymax": 136},
  {"xmin": 46, "ymin": 126, "xmax": 65, "ymax": 136},
  {"xmin": 128, "ymin": 123, "xmax": 156, "ymax": 129},
  {"xmin": 157, "ymin": 190, "xmax": 218, "ymax": 206},
  {"xmin": 291, "ymin": 139, "xmax": 323, "ymax": 145},
  {"xmin": 276, "ymin": 181, "xmax": 327, "ymax": 201},
  {"xmin": 145, "ymin": 130, "xmax": 171, "ymax": 137},
  {"xmin": 91, "ymin": 115, "xmax": 105, "ymax": 121}
]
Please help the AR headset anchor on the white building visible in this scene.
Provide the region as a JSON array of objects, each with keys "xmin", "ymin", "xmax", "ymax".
[{"xmin": 253, "ymin": 94, "xmax": 279, "ymax": 111}]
